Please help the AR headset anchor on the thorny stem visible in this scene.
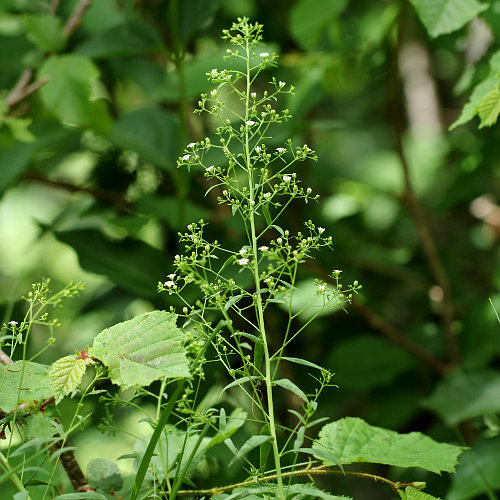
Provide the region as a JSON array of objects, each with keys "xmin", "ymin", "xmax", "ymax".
[
  {"xmin": 175, "ymin": 465, "xmax": 424, "ymax": 496},
  {"xmin": 244, "ymin": 36, "xmax": 285, "ymax": 499}
]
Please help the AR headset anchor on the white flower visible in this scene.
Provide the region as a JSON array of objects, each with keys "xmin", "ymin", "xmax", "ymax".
[
  {"xmin": 307, "ymin": 187, "xmax": 312, "ymax": 194},
  {"xmin": 259, "ymin": 52, "xmax": 269, "ymax": 58},
  {"xmin": 317, "ymin": 284, "xmax": 327, "ymax": 292},
  {"xmin": 255, "ymin": 146, "xmax": 261, "ymax": 153},
  {"xmin": 167, "ymin": 273, "xmax": 176, "ymax": 279},
  {"xmin": 318, "ymin": 227, "xmax": 325, "ymax": 234},
  {"xmin": 239, "ymin": 248, "xmax": 248, "ymax": 255},
  {"xmin": 245, "ymin": 120, "xmax": 255, "ymax": 126},
  {"xmin": 305, "ymin": 146, "xmax": 312, "ymax": 152},
  {"xmin": 279, "ymin": 81, "xmax": 286, "ymax": 88},
  {"xmin": 237, "ymin": 258, "xmax": 249, "ymax": 266},
  {"xmin": 206, "ymin": 165, "xmax": 215, "ymax": 172},
  {"xmin": 264, "ymin": 278, "xmax": 272, "ymax": 283},
  {"xmin": 8, "ymin": 321, "xmax": 18, "ymax": 326},
  {"xmin": 282, "ymin": 175, "xmax": 292, "ymax": 182},
  {"xmin": 210, "ymin": 69, "xmax": 218, "ymax": 77},
  {"xmin": 164, "ymin": 281, "xmax": 176, "ymax": 288},
  {"xmin": 210, "ymin": 89, "xmax": 217, "ymax": 96},
  {"xmin": 251, "ymin": 92, "xmax": 257, "ymax": 99},
  {"xmin": 276, "ymin": 147, "xmax": 286, "ymax": 153},
  {"xmin": 181, "ymin": 154, "xmax": 190, "ymax": 161},
  {"xmin": 186, "ymin": 142, "xmax": 196, "ymax": 149},
  {"xmin": 263, "ymin": 192, "xmax": 272, "ymax": 198},
  {"xmin": 259, "ymin": 246, "xmax": 269, "ymax": 252},
  {"xmin": 333, "ymin": 269, "xmax": 342, "ymax": 275}
]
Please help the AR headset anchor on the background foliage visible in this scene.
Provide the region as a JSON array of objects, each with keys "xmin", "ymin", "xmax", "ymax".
[{"xmin": 1, "ymin": 0, "xmax": 500, "ymax": 498}]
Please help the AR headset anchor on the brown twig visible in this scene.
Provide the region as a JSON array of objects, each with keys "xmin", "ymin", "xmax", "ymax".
[
  {"xmin": 63, "ymin": 0, "xmax": 93, "ymax": 38},
  {"xmin": 22, "ymin": 172, "xmax": 131, "ymax": 212},
  {"xmin": 390, "ymin": 8, "xmax": 459, "ymax": 367},
  {"xmin": 6, "ymin": 77, "xmax": 50, "ymax": 109},
  {"xmin": 175, "ymin": 465, "xmax": 424, "ymax": 496},
  {"xmin": 351, "ymin": 298, "xmax": 448, "ymax": 375},
  {"xmin": 0, "ymin": 348, "xmax": 12, "ymax": 366}
]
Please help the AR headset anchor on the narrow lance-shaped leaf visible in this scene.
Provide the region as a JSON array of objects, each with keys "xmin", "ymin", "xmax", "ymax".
[
  {"xmin": 90, "ymin": 311, "xmax": 190, "ymax": 389},
  {"xmin": 313, "ymin": 417, "xmax": 463, "ymax": 474}
]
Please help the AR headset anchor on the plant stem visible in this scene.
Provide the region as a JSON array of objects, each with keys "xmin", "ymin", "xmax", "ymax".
[
  {"xmin": 243, "ymin": 37, "xmax": 285, "ymax": 499},
  {"xmin": 0, "ymin": 450, "xmax": 31, "ymax": 498}
]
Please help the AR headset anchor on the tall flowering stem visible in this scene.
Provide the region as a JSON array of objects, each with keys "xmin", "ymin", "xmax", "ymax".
[{"xmin": 163, "ymin": 17, "xmax": 360, "ymax": 499}]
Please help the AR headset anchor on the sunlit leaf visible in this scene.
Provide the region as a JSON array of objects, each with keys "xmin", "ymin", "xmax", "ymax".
[
  {"xmin": 49, "ymin": 355, "xmax": 87, "ymax": 404},
  {"xmin": 409, "ymin": 0, "xmax": 488, "ymax": 38},
  {"xmin": 0, "ymin": 361, "xmax": 53, "ymax": 412},
  {"xmin": 314, "ymin": 417, "xmax": 462, "ymax": 474},
  {"xmin": 87, "ymin": 458, "xmax": 123, "ymax": 493},
  {"xmin": 90, "ymin": 311, "xmax": 190, "ymax": 389}
]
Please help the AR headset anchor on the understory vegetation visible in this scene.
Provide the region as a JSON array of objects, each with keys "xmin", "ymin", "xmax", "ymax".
[{"xmin": 1, "ymin": 1, "xmax": 500, "ymax": 499}]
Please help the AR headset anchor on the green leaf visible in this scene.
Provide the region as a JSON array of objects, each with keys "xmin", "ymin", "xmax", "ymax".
[
  {"xmin": 49, "ymin": 355, "xmax": 87, "ymax": 404},
  {"xmin": 0, "ymin": 361, "xmax": 53, "ymax": 412},
  {"xmin": 290, "ymin": 0, "xmax": 349, "ymax": 50},
  {"xmin": 90, "ymin": 311, "xmax": 190, "ymax": 389},
  {"xmin": 313, "ymin": 417, "xmax": 462, "ymax": 474},
  {"xmin": 447, "ymin": 436, "xmax": 500, "ymax": 500},
  {"xmin": 37, "ymin": 55, "xmax": 108, "ymax": 129},
  {"xmin": 408, "ymin": 0, "xmax": 489, "ymax": 38},
  {"xmin": 285, "ymin": 483, "xmax": 351, "ymax": 500},
  {"xmin": 22, "ymin": 14, "xmax": 65, "ymax": 52},
  {"xmin": 228, "ymin": 435, "xmax": 273, "ymax": 466},
  {"xmin": 279, "ymin": 356, "xmax": 323, "ymax": 371},
  {"xmin": 53, "ymin": 228, "xmax": 169, "ymax": 299},
  {"xmin": 209, "ymin": 408, "xmax": 247, "ymax": 447},
  {"xmin": 111, "ymin": 108, "xmax": 179, "ymax": 170},
  {"xmin": 274, "ymin": 378, "xmax": 309, "ymax": 403},
  {"xmin": 399, "ymin": 487, "xmax": 441, "ymax": 500},
  {"xmin": 423, "ymin": 370, "xmax": 500, "ymax": 426},
  {"xmin": 478, "ymin": 85, "xmax": 500, "ymax": 128},
  {"xmin": 87, "ymin": 458, "xmax": 123, "ymax": 493}
]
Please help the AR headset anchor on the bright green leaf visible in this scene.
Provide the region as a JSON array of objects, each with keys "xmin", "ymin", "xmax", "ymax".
[
  {"xmin": 313, "ymin": 417, "xmax": 462, "ymax": 474},
  {"xmin": 423, "ymin": 370, "xmax": 500, "ymax": 426},
  {"xmin": 0, "ymin": 361, "xmax": 53, "ymax": 412},
  {"xmin": 399, "ymin": 487, "xmax": 441, "ymax": 500},
  {"xmin": 22, "ymin": 14, "xmax": 65, "ymax": 52},
  {"xmin": 286, "ymin": 483, "xmax": 351, "ymax": 500},
  {"xmin": 37, "ymin": 55, "xmax": 101, "ymax": 126},
  {"xmin": 409, "ymin": 0, "xmax": 489, "ymax": 38},
  {"xmin": 49, "ymin": 355, "xmax": 87, "ymax": 404},
  {"xmin": 90, "ymin": 311, "xmax": 190, "ymax": 389},
  {"xmin": 87, "ymin": 458, "xmax": 123, "ymax": 493},
  {"xmin": 478, "ymin": 85, "xmax": 500, "ymax": 128}
]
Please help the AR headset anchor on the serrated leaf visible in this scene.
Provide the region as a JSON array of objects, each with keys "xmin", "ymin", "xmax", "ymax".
[
  {"xmin": 423, "ymin": 370, "xmax": 500, "ymax": 425},
  {"xmin": 274, "ymin": 378, "xmax": 309, "ymax": 403},
  {"xmin": 447, "ymin": 436, "xmax": 500, "ymax": 500},
  {"xmin": 409, "ymin": 0, "xmax": 489, "ymax": 38},
  {"xmin": 0, "ymin": 361, "xmax": 53, "ymax": 412},
  {"xmin": 90, "ymin": 311, "xmax": 190, "ymax": 389},
  {"xmin": 49, "ymin": 356, "xmax": 87, "ymax": 404},
  {"xmin": 286, "ymin": 483, "xmax": 351, "ymax": 500},
  {"xmin": 313, "ymin": 417, "xmax": 462, "ymax": 474},
  {"xmin": 228, "ymin": 435, "xmax": 273, "ymax": 466},
  {"xmin": 399, "ymin": 487, "xmax": 441, "ymax": 500},
  {"xmin": 87, "ymin": 458, "xmax": 123, "ymax": 493},
  {"xmin": 22, "ymin": 14, "xmax": 65, "ymax": 52},
  {"xmin": 478, "ymin": 85, "xmax": 500, "ymax": 128}
]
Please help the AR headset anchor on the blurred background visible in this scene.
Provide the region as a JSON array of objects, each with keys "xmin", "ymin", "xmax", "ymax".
[{"xmin": 1, "ymin": 0, "xmax": 500, "ymax": 498}]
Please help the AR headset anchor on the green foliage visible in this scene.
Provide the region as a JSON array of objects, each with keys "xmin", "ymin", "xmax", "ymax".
[
  {"xmin": 409, "ymin": 0, "xmax": 489, "ymax": 38},
  {"xmin": 313, "ymin": 417, "xmax": 462, "ymax": 474},
  {"xmin": 86, "ymin": 458, "xmax": 123, "ymax": 493},
  {"xmin": 3, "ymin": 0, "xmax": 500, "ymax": 499},
  {"xmin": 90, "ymin": 310, "xmax": 190, "ymax": 388},
  {"xmin": 0, "ymin": 361, "xmax": 52, "ymax": 412}
]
